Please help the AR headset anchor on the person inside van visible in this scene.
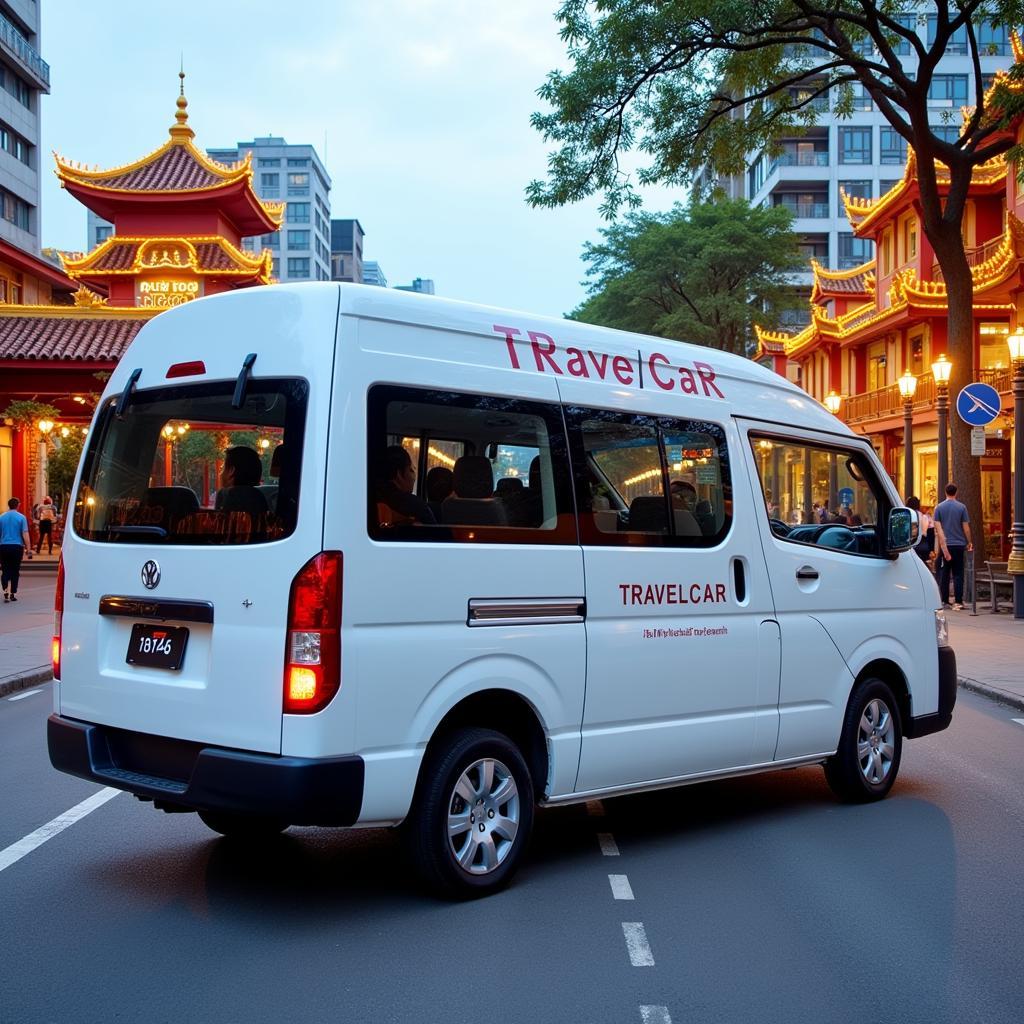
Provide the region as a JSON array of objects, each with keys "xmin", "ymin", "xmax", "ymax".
[
  {"xmin": 424, "ymin": 465, "xmax": 454, "ymax": 522},
  {"xmin": 376, "ymin": 445, "xmax": 436, "ymax": 525},
  {"xmin": 216, "ymin": 446, "xmax": 269, "ymax": 518}
]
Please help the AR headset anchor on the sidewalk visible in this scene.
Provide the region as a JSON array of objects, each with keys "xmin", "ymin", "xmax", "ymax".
[{"xmin": 2, "ymin": 591, "xmax": 1022, "ymax": 708}]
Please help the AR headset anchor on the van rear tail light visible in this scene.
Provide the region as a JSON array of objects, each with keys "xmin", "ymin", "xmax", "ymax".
[
  {"xmin": 166, "ymin": 360, "xmax": 206, "ymax": 378},
  {"xmin": 53, "ymin": 556, "xmax": 65, "ymax": 680},
  {"xmin": 284, "ymin": 552, "xmax": 342, "ymax": 713}
]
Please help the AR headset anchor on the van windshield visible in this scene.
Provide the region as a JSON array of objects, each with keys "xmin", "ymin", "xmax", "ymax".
[{"xmin": 73, "ymin": 378, "xmax": 307, "ymax": 545}]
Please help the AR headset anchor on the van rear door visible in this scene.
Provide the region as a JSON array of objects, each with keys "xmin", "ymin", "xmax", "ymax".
[{"xmin": 59, "ymin": 374, "xmax": 312, "ymax": 754}]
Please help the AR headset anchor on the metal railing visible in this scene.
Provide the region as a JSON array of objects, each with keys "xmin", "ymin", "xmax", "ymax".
[
  {"xmin": 779, "ymin": 202, "xmax": 830, "ymax": 218},
  {"xmin": 931, "ymin": 236, "xmax": 1005, "ymax": 281},
  {"xmin": 0, "ymin": 14, "xmax": 48, "ymax": 86},
  {"xmin": 842, "ymin": 367, "xmax": 1011, "ymax": 423},
  {"xmin": 773, "ymin": 150, "xmax": 830, "ymax": 167}
]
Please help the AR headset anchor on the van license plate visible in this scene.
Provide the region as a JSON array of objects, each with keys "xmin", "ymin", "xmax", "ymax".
[{"xmin": 126, "ymin": 624, "xmax": 189, "ymax": 670}]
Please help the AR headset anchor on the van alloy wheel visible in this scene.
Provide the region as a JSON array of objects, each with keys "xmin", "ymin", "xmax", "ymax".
[
  {"xmin": 857, "ymin": 698, "xmax": 896, "ymax": 785},
  {"xmin": 407, "ymin": 727, "xmax": 534, "ymax": 898},
  {"xmin": 446, "ymin": 757, "xmax": 520, "ymax": 874},
  {"xmin": 824, "ymin": 677, "xmax": 903, "ymax": 803}
]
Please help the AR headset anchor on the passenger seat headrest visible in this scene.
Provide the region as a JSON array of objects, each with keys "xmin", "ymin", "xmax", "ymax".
[
  {"xmin": 495, "ymin": 477, "xmax": 524, "ymax": 497},
  {"xmin": 453, "ymin": 456, "xmax": 495, "ymax": 499},
  {"xmin": 425, "ymin": 465, "xmax": 454, "ymax": 503}
]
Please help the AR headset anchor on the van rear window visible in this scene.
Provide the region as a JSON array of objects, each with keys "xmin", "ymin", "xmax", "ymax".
[{"xmin": 73, "ymin": 378, "xmax": 307, "ymax": 545}]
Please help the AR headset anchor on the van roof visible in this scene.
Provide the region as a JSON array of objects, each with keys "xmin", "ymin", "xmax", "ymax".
[{"xmin": 126, "ymin": 282, "xmax": 849, "ymax": 438}]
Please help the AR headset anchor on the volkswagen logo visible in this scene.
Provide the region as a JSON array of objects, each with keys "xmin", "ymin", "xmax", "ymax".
[{"xmin": 141, "ymin": 560, "xmax": 161, "ymax": 590}]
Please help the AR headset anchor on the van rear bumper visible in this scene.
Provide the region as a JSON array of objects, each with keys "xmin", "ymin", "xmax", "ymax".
[
  {"xmin": 47, "ymin": 714, "xmax": 364, "ymax": 826},
  {"xmin": 904, "ymin": 646, "xmax": 957, "ymax": 739}
]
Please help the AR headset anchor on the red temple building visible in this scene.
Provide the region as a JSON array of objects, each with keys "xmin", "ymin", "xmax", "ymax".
[
  {"xmin": 1, "ymin": 75, "xmax": 282, "ymax": 525},
  {"xmin": 755, "ymin": 40, "xmax": 1024, "ymax": 557}
]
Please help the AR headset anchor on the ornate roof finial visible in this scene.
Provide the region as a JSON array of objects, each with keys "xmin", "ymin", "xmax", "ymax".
[{"xmin": 169, "ymin": 64, "xmax": 194, "ymax": 142}]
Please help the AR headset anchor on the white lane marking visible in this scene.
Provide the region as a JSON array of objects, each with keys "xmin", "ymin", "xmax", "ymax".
[
  {"xmin": 0, "ymin": 788, "xmax": 121, "ymax": 874},
  {"xmin": 585, "ymin": 799, "xmax": 606, "ymax": 817},
  {"xmin": 609, "ymin": 873, "xmax": 635, "ymax": 900},
  {"xmin": 622, "ymin": 922, "xmax": 655, "ymax": 966},
  {"xmin": 640, "ymin": 1008, "xmax": 672, "ymax": 1024},
  {"xmin": 7, "ymin": 688, "xmax": 43, "ymax": 702},
  {"xmin": 1012, "ymin": 718, "xmax": 1024, "ymax": 728},
  {"xmin": 597, "ymin": 832, "xmax": 620, "ymax": 856}
]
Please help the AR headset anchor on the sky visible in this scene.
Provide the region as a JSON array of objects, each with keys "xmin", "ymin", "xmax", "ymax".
[{"xmin": 38, "ymin": 0, "xmax": 681, "ymax": 319}]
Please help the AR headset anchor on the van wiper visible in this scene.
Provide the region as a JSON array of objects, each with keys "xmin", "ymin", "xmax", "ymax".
[
  {"xmin": 232, "ymin": 352, "xmax": 257, "ymax": 409},
  {"xmin": 115, "ymin": 368, "xmax": 143, "ymax": 418}
]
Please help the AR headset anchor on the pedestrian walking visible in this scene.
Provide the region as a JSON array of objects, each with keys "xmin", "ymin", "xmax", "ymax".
[
  {"xmin": 933, "ymin": 482, "xmax": 973, "ymax": 610},
  {"xmin": 35, "ymin": 495, "xmax": 57, "ymax": 554},
  {"xmin": 0, "ymin": 497, "xmax": 31, "ymax": 602}
]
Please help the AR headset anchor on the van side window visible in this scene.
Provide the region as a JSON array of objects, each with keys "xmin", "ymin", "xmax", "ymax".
[
  {"xmin": 564, "ymin": 407, "xmax": 732, "ymax": 548},
  {"xmin": 367, "ymin": 385, "xmax": 576, "ymax": 545},
  {"xmin": 750, "ymin": 435, "xmax": 886, "ymax": 556}
]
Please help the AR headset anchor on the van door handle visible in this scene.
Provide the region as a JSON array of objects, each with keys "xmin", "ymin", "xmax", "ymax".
[{"xmin": 796, "ymin": 566, "xmax": 819, "ymax": 581}]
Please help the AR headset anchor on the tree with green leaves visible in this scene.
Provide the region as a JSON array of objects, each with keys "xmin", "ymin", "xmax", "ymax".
[
  {"xmin": 571, "ymin": 199, "xmax": 804, "ymax": 353},
  {"xmin": 46, "ymin": 434, "xmax": 84, "ymax": 513},
  {"xmin": 530, "ymin": 0, "xmax": 1024, "ymax": 565}
]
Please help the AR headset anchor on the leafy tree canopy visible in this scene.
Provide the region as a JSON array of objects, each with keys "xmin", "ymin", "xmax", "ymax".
[
  {"xmin": 571, "ymin": 199, "xmax": 804, "ymax": 354},
  {"xmin": 529, "ymin": 0, "xmax": 1024, "ymax": 222}
]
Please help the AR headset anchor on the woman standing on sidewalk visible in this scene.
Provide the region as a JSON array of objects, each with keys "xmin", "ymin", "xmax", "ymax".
[{"xmin": 0, "ymin": 497, "xmax": 31, "ymax": 602}]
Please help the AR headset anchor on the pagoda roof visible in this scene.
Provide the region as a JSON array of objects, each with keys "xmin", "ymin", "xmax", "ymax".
[
  {"xmin": 54, "ymin": 74, "xmax": 284, "ymax": 234},
  {"xmin": 0, "ymin": 294, "xmax": 153, "ymax": 362},
  {"xmin": 61, "ymin": 235, "xmax": 273, "ymax": 284},
  {"xmin": 809, "ymin": 259, "xmax": 875, "ymax": 304},
  {"xmin": 841, "ymin": 151, "xmax": 1007, "ymax": 237}
]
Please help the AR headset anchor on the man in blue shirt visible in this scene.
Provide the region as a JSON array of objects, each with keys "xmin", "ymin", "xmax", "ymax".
[
  {"xmin": 0, "ymin": 496, "xmax": 31, "ymax": 602},
  {"xmin": 933, "ymin": 482, "xmax": 973, "ymax": 610}
]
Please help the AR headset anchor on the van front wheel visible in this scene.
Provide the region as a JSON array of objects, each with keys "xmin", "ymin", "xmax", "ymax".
[
  {"xmin": 825, "ymin": 677, "xmax": 903, "ymax": 803},
  {"xmin": 408, "ymin": 727, "xmax": 534, "ymax": 898},
  {"xmin": 197, "ymin": 809, "xmax": 290, "ymax": 838}
]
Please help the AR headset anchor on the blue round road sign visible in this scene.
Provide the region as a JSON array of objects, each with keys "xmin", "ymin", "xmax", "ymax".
[
  {"xmin": 956, "ymin": 382, "xmax": 1001, "ymax": 426},
  {"xmin": 838, "ymin": 487, "xmax": 854, "ymax": 507}
]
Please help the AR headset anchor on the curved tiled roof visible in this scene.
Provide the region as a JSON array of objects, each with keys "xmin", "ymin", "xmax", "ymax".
[
  {"xmin": 92, "ymin": 144, "xmax": 225, "ymax": 191},
  {"xmin": 0, "ymin": 314, "xmax": 148, "ymax": 361},
  {"xmin": 62, "ymin": 236, "xmax": 272, "ymax": 282}
]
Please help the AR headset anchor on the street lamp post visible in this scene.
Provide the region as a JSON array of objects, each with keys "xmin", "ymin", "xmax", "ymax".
[
  {"xmin": 931, "ymin": 354, "xmax": 952, "ymax": 499},
  {"xmin": 897, "ymin": 370, "xmax": 918, "ymax": 498},
  {"xmin": 824, "ymin": 392, "xmax": 842, "ymax": 513},
  {"xmin": 1008, "ymin": 329, "xmax": 1024, "ymax": 619}
]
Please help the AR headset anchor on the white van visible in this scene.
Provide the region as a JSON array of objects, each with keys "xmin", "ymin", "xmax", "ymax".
[{"xmin": 49, "ymin": 284, "xmax": 956, "ymax": 896}]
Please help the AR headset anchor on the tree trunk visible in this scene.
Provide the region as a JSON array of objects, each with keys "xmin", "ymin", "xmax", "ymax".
[{"xmin": 931, "ymin": 229, "xmax": 985, "ymax": 593}]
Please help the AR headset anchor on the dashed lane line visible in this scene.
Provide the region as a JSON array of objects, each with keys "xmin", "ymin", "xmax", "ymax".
[
  {"xmin": 0, "ymin": 788, "xmax": 121, "ymax": 874},
  {"xmin": 7, "ymin": 688, "xmax": 43, "ymax": 702},
  {"xmin": 1012, "ymin": 718, "xmax": 1024, "ymax": 728},
  {"xmin": 639, "ymin": 1008, "xmax": 672, "ymax": 1024},
  {"xmin": 598, "ymin": 832, "xmax": 620, "ymax": 856},
  {"xmin": 609, "ymin": 873, "xmax": 635, "ymax": 900},
  {"xmin": 622, "ymin": 922, "xmax": 655, "ymax": 966}
]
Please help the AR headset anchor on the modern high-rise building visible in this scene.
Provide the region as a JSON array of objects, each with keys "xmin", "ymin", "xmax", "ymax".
[
  {"xmin": 330, "ymin": 218, "xmax": 364, "ymax": 282},
  {"xmin": 0, "ymin": 0, "xmax": 49, "ymax": 255},
  {"xmin": 362, "ymin": 260, "xmax": 387, "ymax": 288},
  {"xmin": 207, "ymin": 137, "xmax": 331, "ymax": 282},
  {"xmin": 706, "ymin": 18, "xmax": 1012, "ymax": 330}
]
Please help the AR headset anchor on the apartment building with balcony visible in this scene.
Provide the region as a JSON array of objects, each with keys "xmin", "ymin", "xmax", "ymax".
[
  {"xmin": 740, "ymin": 16, "xmax": 1012, "ymax": 332},
  {"xmin": 0, "ymin": 0, "xmax": 48, "ymax": 255}
]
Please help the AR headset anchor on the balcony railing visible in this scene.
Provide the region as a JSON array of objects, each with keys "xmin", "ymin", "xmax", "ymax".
[
  {"xmin": 931, "ymin": 236, "xmax": 1005, "ymax": 281},
  {"xmin": 0, "ymin": 13, "xmax": 48, "ymax": 87},
  {"xmin": 841, "ymin": 367, "xmax": 1011, "ymax": 423},
  {"xmin": 773, "ymin": 150, "xmax": 830, "ymax": 168},
  {"xmin": 779, "ymin": 202, "xmax": 830, "ymax": 218}
]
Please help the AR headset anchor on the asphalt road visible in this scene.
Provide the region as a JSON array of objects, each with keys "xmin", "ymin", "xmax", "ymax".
[{"xmin": 1, "ymin": 685, "xmax": 1021, "ymax": 1024}]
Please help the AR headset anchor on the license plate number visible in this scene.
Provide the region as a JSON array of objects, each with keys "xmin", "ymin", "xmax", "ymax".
[{"xmin": 126, "ymin": 624, "xmax": 189, "ymax": 670}]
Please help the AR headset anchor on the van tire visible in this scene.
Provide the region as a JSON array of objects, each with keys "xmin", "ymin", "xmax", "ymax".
[
  {"xmin": 197, "ymin": 810, "xmax": 290, "ymax": 838},
  {"xmin": 824, "ymin": 677, "xmax": 903, "ymax": 803},
  {"xmin": 408, "ymin": 727, "xmax": 534, "ymax": 898}
]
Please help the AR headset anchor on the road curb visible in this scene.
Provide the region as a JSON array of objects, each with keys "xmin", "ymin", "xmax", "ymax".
[
  {"xmin": 0, "ymin": 668, "xmax": 53, "ymax": 699},
  {"xmin": 958, "ymin": 675, "xmax": 1024, "ymax": 713}
]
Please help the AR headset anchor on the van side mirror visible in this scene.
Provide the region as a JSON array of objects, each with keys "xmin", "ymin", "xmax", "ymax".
[{"xmin": 887, "ymin": 507, "xmax": 917, "ymax": 554}]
